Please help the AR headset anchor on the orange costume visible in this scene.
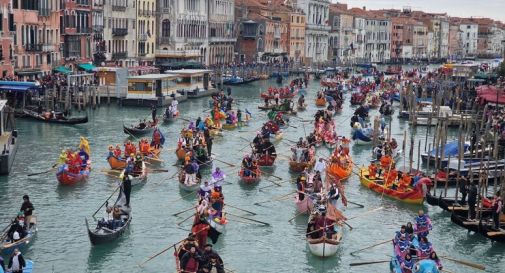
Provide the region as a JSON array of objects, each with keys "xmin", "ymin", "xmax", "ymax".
[
  {"xmin": 384, "ymin": 169, "xmax": 398, "ymax": 187},
  {"xmin": 139, "ymin": 140, "xmax": 150, "ymax": 155},
  {"xmin": 368, "ymin": 164, "xmax": 377, "ymax": 179},
  {"xmin": 380, "ymin": 155, "xmax": 392, "ymax": 169},
  {"xmin": 113, "ymin": 146, "xmax": 122, "ymax": 158},
  {"xmin": 398, "ymin": 173, "xmax": 412, "ymax": 191}
]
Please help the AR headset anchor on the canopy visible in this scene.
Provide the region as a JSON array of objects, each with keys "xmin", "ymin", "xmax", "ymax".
[
  {"xmin": 0, "ymin": 83, "xmax": 41, "ymax": 93},
  {"xmin": 476, "ymin": 85, "xmax": 505, "ymax": 105},
  {"xmin": 53, "ymin": 66, "xmax": 72, "ymax": 74},
  {"xmin": 78, "ymin": 63, "xmax": 96, "ymax": 72}
]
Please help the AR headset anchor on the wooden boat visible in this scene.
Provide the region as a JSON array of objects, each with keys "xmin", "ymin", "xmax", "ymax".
[
  {"xmin": 56, "ymin": 163, "xmax": 91, "ymax": 185},
  {"xmin": 451, "ymin": 213, "xmax": 505, "ymax": 243},
  {"xmin": 108, "ymin": 156, "xmax": 127, "ymax": 170},
  {"xmin": 0, "ymin": 260, "xmax": 34, "ymax": 273},
  {"xmin": 297, "ymin": 103, "xmax": 307, "ymax": 111},
  {"xmin": 238, "ymin": 168, "xmax": 261, "ymax": 184},
  {"xmin": 162, "ymin": 111, "xmax": 179, "ymax": 122},
  {"xmin": 257, "ymin": 154, "xmax": 276, "ymax": 167},
  {"xmin": 123, "ymin": 120, "xmax": 157, "ymax": 137},
  {"xmin": 175, "ymin": 147, "xmax": 187, "ymax": 161},
  {"xmin": 222, "ymin": 123, "xmax": 238, "ymax": 130},
  {"xmin": 315, "ymin": 98, "xmax": 326, "ymax": 107},
  {"xmin": 306, "ymin": 213, "xmax": 342, "ymax": 257},
  {"xmin": 425, "ymin": 191, "xmax": 494, "ymax": 218},
  {"xmin": 289, "ymin": 158, "xmax": 315, "ymax": 173},
  {"xmin": 0, "ymin": 216, "xmax": 37, "ymax": 255},
  {"xmin": 85, "ymin": 186, "xmax": 132, "ymax": 245},
  {"xmin": 260, "ymin": 89, "xmax": 298, "ymax": 100},
  {"xmin": 130, "ymin": 162, "xmax": 148, "ymax": 186},
  {"xmin": 358, "ymin": 168, "xmax": 428, "ymax": 204},
  {"xmin": 326, "ymin": 161, "xmax": 353, "ymax": 181},
  {"xmin": 22, "ymin": 108, "xmax": 88, "ymax": 125},
  {"xmin": 295, "ymin": 195, "xmax": 313, "ymax": 214},
  {"xmin": 178, "ymin": 169, "xmax": 201, "ymax": 192}
]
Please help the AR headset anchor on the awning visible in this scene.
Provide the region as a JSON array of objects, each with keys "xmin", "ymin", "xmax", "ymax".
[
  {"xmin": 0, "ymin": 84, "xmax": 41, "ymax": 92},
  {"xmin": 15, "ymin": 70, "xmax": 42, "ymax": 76},
  {"xmin": 53, "ymin": 66, "xmax": 72, "ymax": 74},
  {"xmin": 78, "ymin": 63, "xmax": 96, "ymax": 72}
]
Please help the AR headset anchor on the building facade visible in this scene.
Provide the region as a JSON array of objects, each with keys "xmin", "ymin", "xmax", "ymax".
[
  {"xmin": 288, "ymin": 9, "xmax": 306, "ymax": 65},
  {"xmin": 296, "ymin": 0, "xmax": 330, "ymax": 65},
  {"xmin": 0, "ymin": 0, "xmax": 15, "ymax": 77},
  {"xmin": 137, "ymin": 0, "xmax": 156, "ymax": 65},
  {"xmin": 329, "ymin": 4, "xmax": 354, "ymax": 64},
  {"xmin": 102, "ymin": 0, "xmax": 137, "ymax": 67},
  {"xmin": 207, "ymin": 0, "xmax": 235, "ymax": 66},
  {"xmin": 364, "ymin": 14, "xmax": 391, "ymax": 63},
  {"xmin": 459, "ymin": 21, "xmax": 479, "ymax": 56},
  {"xmin": 60, "ymin": 0, "xmax": 93, "ymax": 68}
]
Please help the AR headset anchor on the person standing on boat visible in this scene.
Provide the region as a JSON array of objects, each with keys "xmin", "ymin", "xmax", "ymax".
[
  {"xmin": 458, "ymin": 176, "xmax": 468, "ymax": 205},
  {"xmin": 180, "ymin": 246, "xmax": 201, "ymax": 273},
  {"xmin": 123, "ymin": 173, "xmax": 132, "ymax": 207},
  {"xmin": 414, "ymin": 210, "xmax": 432, "ymax": 239},
  {"xmin": 211, "ymin": 168, "xmax": 226, "ymax": 190},
  {"xmin": 467, "ymin": 181, "xmax": 478, "ymax": 220},
  {"xmin": 7, "ymin": 249, "xmax": 25, "ymax": 273},
  {"xmin": 492, "ymin": 191, "xmax": 503, "ymax": 230},
  {"xmin": 150, "ymin": 104, "xmax": 157, "ymax": 122},
  {"xmin": 20, "ymin": 195, "xmax": 34, "ymax": 230},
  {"xmin": 314, "ymin": 158, "xmax": 327, "ymax": 174}
]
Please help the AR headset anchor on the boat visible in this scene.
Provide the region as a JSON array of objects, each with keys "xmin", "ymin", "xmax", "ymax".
[
  {"xmin": 289, "ymin": 158, "xmax": 315, "ymax": 173},
  {"xmin": 0, "ymin": 260, "xmax": 34, "ymax": 273},
  {"xmin": 123, "ymin": 120, "xmax": 157, "ymax": 137},
  {"xmin": 358, "ymin": 168, "xmax": 429, "ymax": 204},
  {"xmin": 175, "ymin": 147, "xmax": 187, "ymax": 161},
  {"xmin": 22, "ymin": 107, "xmax": 88, "ymax": 125},
  {"xmin": 351, "ymin": 127, "xmax": 374, "ymax": 145},
  {"xmin": 295, "ymin": 195, "xmax": 313, "ymax": 214},
  {"xmin": 238, "ymin": 168, "xmax": 261, "ymax": 184},
  {"xmin": 326, "ymin": 161, "xmax": 353, "ymax": 181},
  {"xmin": 162, "ymin": 111, "xmax": 179, "ymax": 122},
  {"xmin": 178, "ymin": 169, "xmax": 201, "ymax": 192},
  {"xmin": 0, "ymin": 216, "xmax": 37, "ymax": 255},
  {"xmin": 257, "ymin": 154, "xmax": 276, "ymax": 167},
  {"xmin": 222, "ymin": 123, "xmax": 238, "ymax": 130},
  {"xmin": 420, "ymin": 141, "xmax": 471, "ymax": 168},
  {"xmin": 390, "ymin": 246, "xmax": 440, "ymax": 273},
  {"xmin": 425, "ymin": 191, "xmax": 494, "ymax": 218},
  {"xmin": 260, "ymin": 89, "xmax": 298, "ymax": 100},
  {"xmin": 56, "ymin": 163, "xmax": 91, "ymax": 185},
  {"xmin": 315, "ymin": 98, "xmax": 326, "ymax": 107},
  {"xmin": 107, "ymin": 156, "xmax": 127, "ymax": 170},
  {"xmin": 306, "ymin": 212, "xmax": 342, "ymax": 257},
  {"xmin": 297, "ymin": 103, "xmax": 308, "ymax": 111},
  {"xmin": 129, "ymin": 162, "xmax": 148, "ymax": 186},
  {"xmin": 450, "ymin": 213, "xmax": 505, "ymax": 243},
  {"xmin": 85, "ymin": 186, "xmax": 132, "ymax": 245}
]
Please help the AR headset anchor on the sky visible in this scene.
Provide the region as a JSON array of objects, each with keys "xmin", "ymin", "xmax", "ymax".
[{"xmin": 338, "ymin": 0, "xmax": 505, "ymax": 22}]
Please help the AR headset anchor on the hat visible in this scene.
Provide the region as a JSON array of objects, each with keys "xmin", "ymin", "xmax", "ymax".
[
  {"xmin": 300, "ymin": 176, "xmax": 306, "ymax": 180},
  {"xmin": 23, "ymin": 195, "xmax": 29, "ymax": 200},
  {"xmin": 204, "ymin": 243, "xmax": 213, "ymax": 248}
]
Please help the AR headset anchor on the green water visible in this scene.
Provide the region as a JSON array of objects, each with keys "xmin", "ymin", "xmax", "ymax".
[{"xmin": 0, "ymin": 78, "xmax": 503, "ymax": 273}]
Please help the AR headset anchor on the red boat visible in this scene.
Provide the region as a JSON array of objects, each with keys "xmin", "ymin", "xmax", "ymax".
[
  {"xmin": 350, "ymin": 93, "xmax": 365, "ymax": 105},
  {"xmin": 56, "ymin": 161, "xmax": 91, "ymax": 185},
  {"xmin": 257, "ymin": 154, "xmax": 276, "ymax": 167},
  {"xmin": 238, "ymin": 168, "xmax": 261, "ymax": 184},
  {"xmin": 260, "ymin": 88, "xmax": 298, "ymax": 100}
]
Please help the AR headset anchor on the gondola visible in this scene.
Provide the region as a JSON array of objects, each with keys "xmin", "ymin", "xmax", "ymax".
[
  {"xmin": 451, "ymin": 213, "xmax": 505, "ymax": 243},
  {"xmin": 306, "ymin": 212, "xmax": 342, "ymax": 257},
  {"xmin": 22, "ymin": 108, "xmax": 88, "ymax": 125},
  {"xmin": 85, "ymin": 186, "xmax": 132, "ymax": 245},
  {"xmin": 123, "ymin": 121, "xmax": 157, "ymax": 137},
  {"xmin": 257, "ymin": 153, "xmax": 276, "ymax": 167},
  {"xmin": 295, "ymin": 195, "xmax": 313, "ymax": 214},
  {"xmin": 129, "ymin": 162, "xmax": 148, "ymax": 186},
  {"xmin": 178, "ymin": 168, "xmax": 201, "ymax": 192},
  {"xmin": 289, "ymin": 158, "xmax": 315, "ymax": 173},
  {"xmin": 107, "ymin": 156, "xmax": 127, "ymax": 170},
  {"xmin": 162, "ymin": 111, "xmax": 179, "ymax": 123},
  {"xmin": 238, "ymin": 168, "xmax": 261, "ymax": 184},
  {"xmin": 0, "ymin": 216, "xmax": 37, "ymax": 255},
  {"xmin": 56, "ymin": 163, "xmax": 91, "ymax": 185}
]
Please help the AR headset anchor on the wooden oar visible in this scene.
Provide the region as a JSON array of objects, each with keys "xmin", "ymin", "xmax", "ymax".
[
  {"xmin": 27, "ymin": 163, "xmax": 59, "ymax": 176},
  {"xmin": 288, "ymin": 210, "xmax": 306, "ymax": 222},
  {"xmin": 349, "ymin": 260, "xmax": 390, "ymax": 266},
  {"xmin": 227, "ymin": 213, "xmax": 270, "ymax": 226},
  {"xmin": 347, "ymin": 200, "xmax": 365, "ymax": 208},
  {"xmin": 211, "ymin": 155, "xmax": 236, "ymax": 167},
  {"xmin": 92, "ymin": 183, "xmax": 122, "ymax": 217},
  {"xmin": 440, "ymin": 256, "xmax": 485, "ymax": 270},
  {"xmin": 225, "ymin": 204, "xmax": 257, "ymax": 216},
  {"xmin": 172, "ymin": 205, "xmax": 197, "ymax": 217},
  {"xmin": 350, "ymin": 239, "xmax": 391, "ymax": 255},
  {"xmin": 441, "ymin": 269, "xmax": 455, "ymax": 273},
  {"xmin": 347, "ymin": 207, "xmax": 383, "ymax": 221},
  {"xmin": 138, "ymin": 226, "xmax": 209, "ymax": 267},
  {"xmin": 168, "ymin": 191, "xmax": 196, "ymax": 204},
  {"xmin": 259, "ymin": 169, "xmax": 282, "ymax": 180},
  {"xmin": 177, "ymin": 213, "xmax": 194, "ymax": 226},
  {"xmin": 146, "ymin": 168, "xmax": 169, "ymax": 173},
  {"xmin": 254, "ymin": 191, "xmax": 297, "ymax": 206}
]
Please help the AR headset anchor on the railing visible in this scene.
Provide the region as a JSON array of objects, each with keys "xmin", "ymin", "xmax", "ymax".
[
  {"xmin": 138, "ymin": 33, "xmax": 148, "ymax": 41},
  {"xmin": 93, "ymin": 25, "xmax": 104, "ymax": 32},
  {"xmin": 159, "ymin": 37, "xmax": 172, "ymax": 44},
  {"xmin": 25, "ymin": 44, "xmax": 43, "ymax": 52},
  {"xmin": 112, "ymin": 28, "xmax": 128, "ymax": 36},
  {"xmin": 112, "ymin": 52, "xmax": 127, "ymax": 60},
  {"xmin": 95, "ymin": 44, "xmax": 106, "ymax": 52},
  {"xmin": 274, "ymin": 31, "xmax": 281, "ymax": 39},
  {"xmin": 77, "ymin": 27, "xmax": 91, "ymax": 34},
  {"xmin": 112, "ymin": 5, "xmax": 126, "ymax": 12},
  {"xmin": 138, "ymin": 52, "xmax": 147, "ymax": 57},
  {"xmin": 38, "ymin": 8, "xmax": 51, "ymax": 16},
  {"xmin": 76, "ymin": 0, "xmax": 91, "ymax": 6},
  {"xmin": 143, "ymin": 10, "xmax": 152, "ymax": 17},
  {"xmin": 155, "ymin": 49, "xmax": 201, "ymax": 57},
  {"xmin": 42, "ymin": 44, "xmax": 56, "ymax": 52}
]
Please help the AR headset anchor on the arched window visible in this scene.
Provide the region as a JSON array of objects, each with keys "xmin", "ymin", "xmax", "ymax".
[
  {"xmin": 162, "ymin": 20, "xmax": 170, "ymax": 37},
  {"xmin": 257, "ymin": 38, "xmax": 264, "ymax": 51}
]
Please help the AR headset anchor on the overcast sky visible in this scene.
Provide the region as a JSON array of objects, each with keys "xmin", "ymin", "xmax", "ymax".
[{"xmin": 338, "ymin": 0, "xmax": 505, "ymax": 22}]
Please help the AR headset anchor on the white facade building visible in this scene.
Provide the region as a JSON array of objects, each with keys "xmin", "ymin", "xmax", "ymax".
[
  {"xmin": 459, "ymin": 23, "xmax": 479, "ymax": 56},
  {"xmin": 296, "ymin": 0, "xmax": 331, "ymax": 65},
  {"xmin": 364, "ymin": 17, "xmax": 391, "ymax": 63}
]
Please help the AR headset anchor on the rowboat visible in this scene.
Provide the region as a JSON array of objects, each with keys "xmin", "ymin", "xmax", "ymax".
[
  {"xmin": 0, "ymin": 216, "xmax": 37, "ymax": 255},
  {"xmin": 107, "ymin": 156, "xmax": 126, "ymax": 169},
  {"xmin": 326, "ymin": 161, "xmax": 353, "ymax": 181},
  {"xmin": 123, "ymin": 121, "xmax": 157, "ymax": 137},
  {"xmin": 351, "ymin": 127, "xmax": 373, "ymax": 145},
  {"xmin": 178, "ymin": 169, "xmax": 201, "ymax": 192},
  {"xmin": 451, "ymin": 213, "xmax": 505, "ymax": 243},
  {"xmin": 162, "ymin": 111, "xmax": 179, "ymax": 122},
  {"xmin": 297, "ymin": 103, "xmax": 308, "ymax": 111},
  {"xmin": 257, "ymin": 154, "xmax": 276, "ymax": 167},
  {"xmin": 295, "ymin": 195, "xmax": 313, "ymax": 214},
  {"xmin": 306, "ymin": 213, "xmax": 342, "ymax": 257},
  {"xmin": 0, "ymin": 260, "xmax": 34, "ymax": 273},
  {"xmin": 260, "ymin": 89, "xmax": 298, "ymax": 100},
  {"xmin": 289, "ymin": 158, "xmax": 315, "ymax": 173},
  {"xmin": 175, "ymin": 147, "xmax": 187, "ymax": 161},
  {"xmin": 238, "ymin": 168, "xmax": 261, "ymax": 184},
  {"xmin": 390, "ymin": 237, "xmax": 440, "ymax": 273},
  {"xmin": 85, "ymin": 186, "xmax": 132, "ymax": 245},
  {"xmin": 358, "ymin": 168, "xmax": 428, "ymax": 204},
  {"xmin": 315, "ymin": 98, "xmax": 326, "ymax": 107},
  {"xmin": 129, "ymin": 162, "xmax": 148, "ymax": 186},
  {"xmin": 56, "ymin": 163, "xmax": 91, "ymax": 185},
  {"xmin": 222, "ymin": 123, "xmax": 238, "ymax": 130},
  {"xmin": 22, "ymin": 108, "xmax": 88, "ymax": 125}
]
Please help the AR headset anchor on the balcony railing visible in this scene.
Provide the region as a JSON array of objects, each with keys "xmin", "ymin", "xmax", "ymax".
[
  {"xmin": 112, "ymin": 52, "xmax": 127, "ymax": 60},
  {"xmin": 112, "ymin": 28, "xmax": 128, "ymax": 36},
  {"xmin": 112, "ymin": 5, "xmax": 126, "ymax": 12},
  {"xmin": 138, "ymin": 33, "xmax": 148, "ymax": 41},
  {"xmin": 93, "ymin": 25, "xmax": 104, "ymax": 33},
  {"xmin": 39, "ymin": 8, "xmax": 51, "ymax": 16},
  {"xmin": 274, "ymin": 31, "xmax": 281, "ymax": 39},
  {"xmin": 95, "ymin": 45, "xmax": 106, "ymax": 52},
  {"xmin": 77, "ymin": 27, "xmax": 91, "ymax": 34},
  {"xmin": 159, "ymin": 37, "xmax": 172, "ymax": 44},
  {"xmin": 25, "ymin": 44, "xmax": 43, "ymax": 52},
  {"xmin": 42, "ymin": 44, "xmax": 56, "ymax": 52},
  {"xmin": 138, "ymin": 52, "xmax": 147, "ymax": 57},
  {"xmin": 76, "ymin": 0, "xmax": 91, "ymax": 6}
]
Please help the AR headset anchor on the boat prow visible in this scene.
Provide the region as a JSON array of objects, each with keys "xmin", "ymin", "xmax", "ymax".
[{"xmin": 307, "ymin": 232, "xmax": 342, "ymax": 257}]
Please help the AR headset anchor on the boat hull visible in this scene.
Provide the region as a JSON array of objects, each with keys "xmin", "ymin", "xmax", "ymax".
[
  {"xmin": 238, "ymin": 168, "xmax": 261, "ymax": 184},
  {"xmin": 359, "ymin": 168, "xmax": 424, "ymax": 204},
  {"xmin": 56, "ymin": 169, "xmax": 90, "ymax": 185},
  {"xmin": 295, "ymin": 196, "xmax": 313, "ymax": 214},
  {"xmin": 0, "ymin": 218, "xmax": 37, "ymax": 255},
  {"xmin": 289, "ymin": 159, "xmax": 315, "ymax": 173},
  {"xmin": 307, "ymin": 235, "xmax": 341, "ymax": 257},
  {"xmin": 257, "ymin": 154, "xmax": 276, "ymax": 167},
  {"xmin": 327, "ymin": 162, "xmax": 353, "ymax": 181},
  {"xmin": 108, "ymin": 156, "xmax": 127, "ymax": 170},
  {"xmin": 123, "ymin": 124, "xmax": 155, "ymax": 137}
]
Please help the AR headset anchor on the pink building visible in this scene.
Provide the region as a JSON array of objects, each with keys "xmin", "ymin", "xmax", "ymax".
[
  {"xmin": 12, "ymin": 0, "xmax": 61, "ymax": 80},
  {"xmin": 60, "ymin": 0, "xmax": 93, "ymax": 69},
  {"xmin": 0, "ymin": 0, "xmax": 15, "ymax": 77}
]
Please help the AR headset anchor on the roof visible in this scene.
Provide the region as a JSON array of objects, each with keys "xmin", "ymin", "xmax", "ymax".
[
  {"xmin": 128, "ymin": 74, "xmax": 178, "ymax": 80},
  {"xmin": 165, "ymin": 69, "xmax": 212, "ymax": 76},
  {"xmin": 0, "ymin": 82, "xmax": 42, "ymax": 93},
  {"xmin": 78, "ymin": 63, "xmax": 96, "ymax": 72},
  {"xmin": 53, "ymin": 66, "xmax": 73, "ymax": 74}
]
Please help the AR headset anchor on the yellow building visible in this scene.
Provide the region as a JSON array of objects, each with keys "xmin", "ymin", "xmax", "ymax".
[
  {"xmin": 137, "ymin": 0, "xmax": 156, "ymax": 65},
  {"xmin": 289, "ymin": 11, "xmax": 306, "ymax": 64}
]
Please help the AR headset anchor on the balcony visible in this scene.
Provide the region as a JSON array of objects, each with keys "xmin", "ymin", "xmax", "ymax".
[
  {"xmin": 93, "ymin": 25, "xmax": 104, "ymax": 33},
  {"xmin": 159, "ymin": 37, "xmax": 172, "ymax": 44},
  {"xmin": 138, "ymin": 52, "xmax": 147, "ymax": 57},
  {"xmin": 138, "ymin": 33, "xmax": 148, "ymax": 41},
  {"xmin": 42, "ymin": 44, "xmax": 56, "ymax": 52},
  {"xmin": 112, "ymin": 52, "xmax": 127, "ymax": 60},
  {"xmin": 155, "ymin": 49, "xmax": 201, "ymax": 58},
  {"xmin": 112, "ymin": 28, "xmax": 128, "ymax": 37},
  {"xmin": 39, "ymin": 8, "xmax": 51, "ymax": 16},
  {"xmin": 143, "ymin": 10, "xmax": 152, "ymax": 17},
  {"xmin": 76, "ymin": 0, "xmax": 91, "ymax": 6},
  {"xmin": 112, "ymin": 5, "xmax": 126, "ymax": 12},
  {"xmin": 274, "ymin": 31, "xmax": 281, "ymax": 39},
  {"xmin": 77, "ymin": 27, "xmax": 91, "ymax": 34},
  {"xmin": 25, "ymin": 44, "xmax": 42, "ymax": 52}
]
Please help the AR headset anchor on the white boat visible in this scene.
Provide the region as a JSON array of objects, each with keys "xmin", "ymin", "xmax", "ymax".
[{"xmin": 307, "ymin": 233, "xmax": 342, "ymax": 257}]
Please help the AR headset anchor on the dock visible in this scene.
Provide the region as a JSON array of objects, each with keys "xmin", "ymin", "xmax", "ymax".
[{"xmin": 0, "ymin": 100, "xmax": 18, "ymax": 175}]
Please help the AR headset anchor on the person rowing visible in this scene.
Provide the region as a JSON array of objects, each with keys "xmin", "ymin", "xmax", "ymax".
[{"xmin": 211, "ymin": 168, "xmax": 226, "ymax": 190}]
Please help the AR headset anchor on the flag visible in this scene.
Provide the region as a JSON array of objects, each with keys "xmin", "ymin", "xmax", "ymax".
[
  {"xmin": 159, "ymin": 129, "xmax": 166, "ymax": 146},
  {"xmin": 79, "ymin": 137, "xmax": 90, "ymax": 155},
  {"xmin": 245, "ymin": 109, "xmax": 252, "ymax": 117}
]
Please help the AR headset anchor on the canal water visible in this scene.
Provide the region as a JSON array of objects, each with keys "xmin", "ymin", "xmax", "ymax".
[{"xmin": 0, "ymin": 77, "xmax": 504, "ymax": 273}]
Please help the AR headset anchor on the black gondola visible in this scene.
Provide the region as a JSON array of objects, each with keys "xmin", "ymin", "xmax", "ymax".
[
  {"xmin": 450, "ymin": 213, "xmax": 505, "ymax": 243},
  {"xmin": 123, "ymin": 122, "xmax": 157, "ymax": 137},
  {"xmin": 22, "ymin": 108, "xmax": 88, "ymax": 125},
  {"xmin": 85, "ymin": 186, "xmax": 132, "ymax": 245},
  {"xmin": 425, "ymin": 191, "xmax": 493, "ymax": 218}
]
